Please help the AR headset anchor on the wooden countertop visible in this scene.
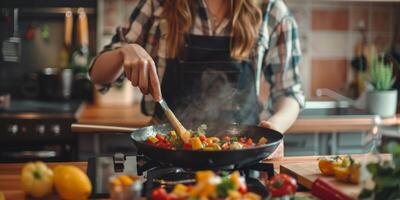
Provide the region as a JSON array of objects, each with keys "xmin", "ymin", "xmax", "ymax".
[
  {"xmin": 76, "ymin": 103, "xmax": 400, "ymax": 133},
  {"xmin": 0, "ymin": 156, "xmax": 320, "ymax": 200},
  {"xmin": 77, "ymin": 103, "xmax": 152, "ymax": 127}
]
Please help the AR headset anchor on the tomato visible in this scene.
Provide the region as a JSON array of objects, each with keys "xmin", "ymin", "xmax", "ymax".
[
  {"xmin": 268, "ymin": 174, "xmax": 297, "ymax": 197},
  {"xmin": 152, "ymin": 187, "xmax": 168, "ymax": 200}
]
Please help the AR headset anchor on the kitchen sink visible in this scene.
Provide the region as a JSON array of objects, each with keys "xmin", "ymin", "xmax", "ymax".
[{"xmin": 299, "ymin": 100, "xmax": 375, "ymax": 118}]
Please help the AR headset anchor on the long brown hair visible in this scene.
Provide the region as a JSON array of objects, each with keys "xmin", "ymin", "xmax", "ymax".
[{"xmin": 163, "ymin": 0, "xmax": 262, "ymax": 60}]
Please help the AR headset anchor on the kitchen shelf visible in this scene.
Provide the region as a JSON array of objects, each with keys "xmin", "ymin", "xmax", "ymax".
[{"xmin": 0, "ymin": 0, "xmax": 96, "ymax": 8}]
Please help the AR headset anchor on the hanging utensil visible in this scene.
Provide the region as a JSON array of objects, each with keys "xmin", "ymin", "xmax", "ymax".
[
  {"xmin": 72, "ymin": 7, "xmax": 89, "ymax": 68},
  {"xmin": 60, "ymin": 10, "xmax": 73, "ymax": 68},
  {"xmin": 2, "ymin": 8, "xmax": 20, "ymax": 62}
]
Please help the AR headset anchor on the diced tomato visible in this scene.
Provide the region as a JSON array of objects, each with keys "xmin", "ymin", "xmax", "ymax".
[
  {"xmin": 238, "ymin": 183, "xmax": 248, "ymax": 194},
  {"xmin": 183, "ymin": 143, "xmax": 192, "ymax": 150},
  {"xmin": 246, "ymin": 138, "xmax": 253, "ymax": 145},
  {"xmin": 222, "ymin": 142, "xmax": 230, "ymax": 150},
  {"xmin": 156, "ymin": 134, "xmax": 165, "ymax": 142},
  {"xmin": 199, "ymin": 134, "xmax": 207, "ymax": 142},
  {"xmin": 151, "ymin": 187, "xmax": 169, "ymax": 200},
  {"xmin": 223, "ymin": 136, "xmax": 231, "ymax": 142}
]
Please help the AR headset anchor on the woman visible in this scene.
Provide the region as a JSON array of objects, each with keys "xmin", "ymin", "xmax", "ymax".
[{"xmin": 90, "ymin": 0, "xmax": 304, "ymax": 157}]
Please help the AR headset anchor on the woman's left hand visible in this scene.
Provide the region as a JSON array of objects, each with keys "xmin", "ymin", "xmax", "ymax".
[
  {"xmin": 259, "ymin": 121, "xmax": 276, "ymax": 131},
  {"xmin": 259, "ymin": 120, "xmax": 284, "ymax": 159}
]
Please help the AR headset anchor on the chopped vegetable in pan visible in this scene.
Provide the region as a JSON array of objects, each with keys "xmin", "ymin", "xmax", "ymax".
[{"xmin": 145, "ymin": 125, "xmax": 268, "ymax": 150}]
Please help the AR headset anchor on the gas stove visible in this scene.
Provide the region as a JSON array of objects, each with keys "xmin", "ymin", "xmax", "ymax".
[{"xmin": 87, "ymin": 153, "xmax": 274, "ymax": 199}]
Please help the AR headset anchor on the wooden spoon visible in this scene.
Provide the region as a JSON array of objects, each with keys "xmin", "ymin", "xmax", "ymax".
[{"xmin": 158, "ymin": 99, "xmax": 190, "ymax": 143}]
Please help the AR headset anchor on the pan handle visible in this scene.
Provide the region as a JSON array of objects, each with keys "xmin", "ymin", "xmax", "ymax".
[{"xmin": 71, "ymin": 123, "xmax": 137, "ymax": 133}]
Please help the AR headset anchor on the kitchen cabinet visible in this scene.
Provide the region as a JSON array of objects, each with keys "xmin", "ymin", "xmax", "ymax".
[
  {"xmin": 284, "ymin": 131, "xmax": 370, "ymax": 156},
  {"xmin": 284, "ymin": 133, "xmax": 320, "ymax": 156}
]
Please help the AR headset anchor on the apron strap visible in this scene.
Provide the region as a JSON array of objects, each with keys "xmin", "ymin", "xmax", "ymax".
[{"xmin": 255, "ymin": 0, "xmax": 275, "ymax": 96}]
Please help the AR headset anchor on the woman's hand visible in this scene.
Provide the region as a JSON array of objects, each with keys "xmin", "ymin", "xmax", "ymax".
[
  {"xmin": 259, "ymin": 120, "xmax": 284, "ymax": 159},
  {"xmin": 119, "ymin": 43, "xmax": 162, "ymax": 101}
]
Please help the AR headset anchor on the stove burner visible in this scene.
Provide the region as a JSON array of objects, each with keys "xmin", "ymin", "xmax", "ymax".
[{"xmin": 153, "ymin": 171, "xmax": 196, "ymax": 186}]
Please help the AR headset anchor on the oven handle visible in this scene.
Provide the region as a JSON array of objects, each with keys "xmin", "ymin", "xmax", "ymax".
[{"xmin": 2, "ymin": 150, "xmax": 58, "ymax": 159}]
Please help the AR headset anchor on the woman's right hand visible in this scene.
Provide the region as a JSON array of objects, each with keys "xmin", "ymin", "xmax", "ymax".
[{"xmin": 119, "ymin": 43, "xmax": 162, "ymax": 101}]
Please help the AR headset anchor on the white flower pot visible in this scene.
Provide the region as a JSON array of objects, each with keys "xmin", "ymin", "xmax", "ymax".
[{"xmin": 366, "ymin": 90, "xmax": 398, "ymax": 117}]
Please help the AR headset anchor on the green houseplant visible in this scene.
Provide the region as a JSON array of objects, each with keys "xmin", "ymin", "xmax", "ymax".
[{"xmin": 366, "ymin": 55, "xmax": 397, "ymax": 117}]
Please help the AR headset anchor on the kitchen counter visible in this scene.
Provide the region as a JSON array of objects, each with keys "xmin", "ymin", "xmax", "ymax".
[
  {"xmin": 0, "ymin": 156, "xmax": 316, "ymax": 200},
  {"xmin": 77, "ymin": 103, "xmax": 400, "ymax": 133}
]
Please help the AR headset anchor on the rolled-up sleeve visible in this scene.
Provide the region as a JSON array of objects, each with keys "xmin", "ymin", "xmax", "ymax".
[
  {"xmin": 263, "ymin": 16, "xmax": 305, "ymax": 110},
  {"xmin": 88, "ymin": 0, "xmax": 155, "ymax": 93}
]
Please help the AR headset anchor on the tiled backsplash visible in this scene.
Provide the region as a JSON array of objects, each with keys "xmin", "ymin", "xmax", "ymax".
[
  {"xmin": 97, "ymin": 0, "xmax": 400, "ymax": 102},
  {"xmin": 286, "ymin": 0, "xmax": 399, "ymax": 98}
]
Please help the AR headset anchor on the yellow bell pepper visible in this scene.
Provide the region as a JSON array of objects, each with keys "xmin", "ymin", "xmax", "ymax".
[
  {"xmin": 21, "ymin": 161, "xmax": 54, "ymax": 198},
  {"xmin": 258, "ymin": 137, "xmax": 268, "ymax": 145},
  {"xmin": 230, "ymin": 171, "xmax": 241, "ymax": 189},
  {"xmin": 172, "ymin": 184, "xmax": 188, "ymax": 197},
  {"xmin": 349, "ymin": 164, "xmax": 360, "ymax": 184},
  {"xmin": 147, "ymin": 136, "xmax": 159, "ymax": 143},
  {"xmin": 244, "ymin": 192, "xmax": 262, "ymax": 200},
  {"xmin": 196, "ymin": 171, "xmax": 215, "ymax": 182},
  {"xmin": 191, "ymin": 137, "xmax": 203, "ymax": 150}
]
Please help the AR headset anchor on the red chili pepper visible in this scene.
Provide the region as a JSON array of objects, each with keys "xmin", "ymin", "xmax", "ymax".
[
  {"xmin": 268, "ymin": 174, "xmax": 297, "ymax": 198},
  {"xmin": 311, "ymin": 178, "xmax": 353, "ymax": 200}
]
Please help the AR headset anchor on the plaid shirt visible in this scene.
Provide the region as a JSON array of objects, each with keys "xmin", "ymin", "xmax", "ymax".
[{"xmin": 91, "ymin": 0, "xmax": 305, "ymax": 115}]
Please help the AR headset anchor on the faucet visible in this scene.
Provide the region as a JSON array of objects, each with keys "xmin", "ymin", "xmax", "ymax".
[{"xmin": 315, "ymin": 88, "xmax": 355, "ymax": 108}]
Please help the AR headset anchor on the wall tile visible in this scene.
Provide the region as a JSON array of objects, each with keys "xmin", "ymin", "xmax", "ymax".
[
  {"xmin": 350, "ymin": 7, "xmax": 369, "ymax": 31},
  {"xmin": 311, "ymin": 59, "xmax": 348, "ymax": 97},
  {"xmin": 310, "ymin": 32, "xmax": 349, "ymax": 59},
  {"xmin": 371, "ymin": 33, "xmax": 392, "ymax": 53},
  {"xmin": 371, "ymin": 9, "xmax": 392, "ymax": 32},
  {"xmin": 312, "ymin": 8, "xmax": 349, "ymax": 31}
]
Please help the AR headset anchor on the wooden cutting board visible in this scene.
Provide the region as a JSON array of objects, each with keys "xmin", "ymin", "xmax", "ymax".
[
  {"xmin": 280, "ymin": 161, "xmax": 361, "ymax": 199},
  {"xmin": 280, "ymin": 154, "xmax": 391, "ymax": 200}
]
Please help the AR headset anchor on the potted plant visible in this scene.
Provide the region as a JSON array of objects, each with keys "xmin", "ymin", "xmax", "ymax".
[{"xmin": 366, "ymin": 56, "xmax": 397, "ymax": 117}]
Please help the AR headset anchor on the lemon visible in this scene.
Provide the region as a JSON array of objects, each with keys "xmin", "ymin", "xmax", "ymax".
[{"xmin": 53, "ymin": 165, "xmax": 92, "ymax": 200}]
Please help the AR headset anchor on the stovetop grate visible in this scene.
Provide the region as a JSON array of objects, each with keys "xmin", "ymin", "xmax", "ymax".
[{"xmin": 87, "ymin": 154, "xmax": 274, "ymax": 199}]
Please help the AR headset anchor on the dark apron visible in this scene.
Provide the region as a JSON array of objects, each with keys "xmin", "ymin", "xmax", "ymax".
[{"xmin": 154, "ymin": 34, "xmax": 262, "ymax": 127}]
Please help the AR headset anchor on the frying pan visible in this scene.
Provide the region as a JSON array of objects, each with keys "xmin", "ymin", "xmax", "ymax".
[{"xmin": 72, "ymin": 123, "xmax": 283, "ymax": 169}]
